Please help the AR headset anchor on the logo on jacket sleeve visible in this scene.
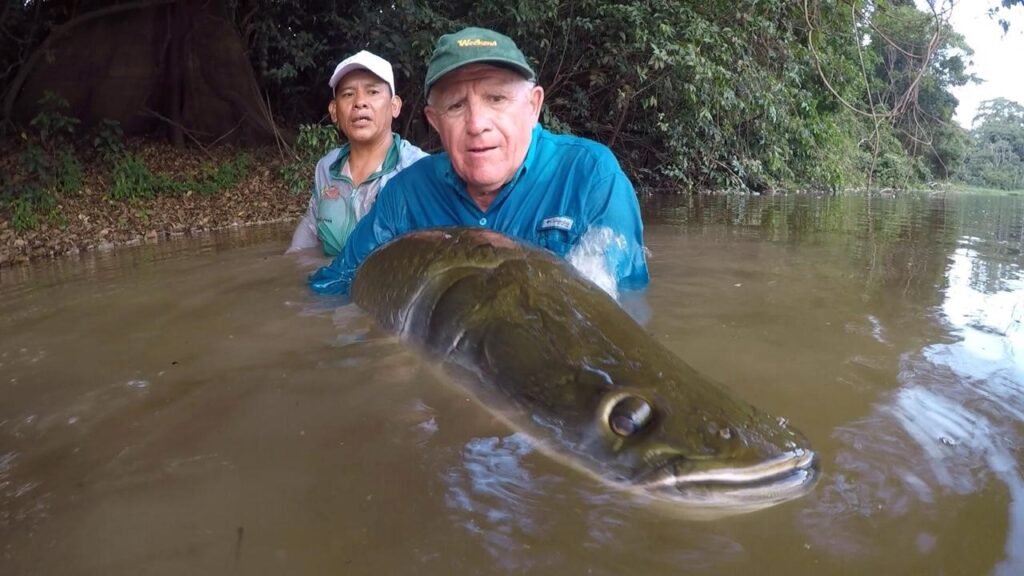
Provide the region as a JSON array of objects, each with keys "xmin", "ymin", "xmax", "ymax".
[{"xmin": 541, "ymin": 216, "xmax": 574, "ymax": 231}]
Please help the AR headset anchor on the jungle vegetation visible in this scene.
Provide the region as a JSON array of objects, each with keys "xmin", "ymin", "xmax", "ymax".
[{"xmin": 1, "ymin": 0, "xmax": 1023, "ymax": 195}]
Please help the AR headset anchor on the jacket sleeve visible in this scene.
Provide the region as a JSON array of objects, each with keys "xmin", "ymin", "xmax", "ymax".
[
  {"xmin": 285, "ymin": 193, "xmax": 320, "ymax": 254},
  {"xmin": 307, "ymin": 183, "xmax": 405, "ymax": 295}
]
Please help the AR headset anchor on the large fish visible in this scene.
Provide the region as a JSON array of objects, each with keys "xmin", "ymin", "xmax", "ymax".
[{"xmin": 351, "ymin": 227, "xmax": 819, "ymax": 516}]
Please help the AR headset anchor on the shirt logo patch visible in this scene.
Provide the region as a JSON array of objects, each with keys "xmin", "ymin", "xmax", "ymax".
[
  {"xmin": 322, "ymin": 185, "xmax": 340, "ymax": 200},
  {"xmin": 541, "ymin": 216, "xmax": 574, "ymax": 231}
]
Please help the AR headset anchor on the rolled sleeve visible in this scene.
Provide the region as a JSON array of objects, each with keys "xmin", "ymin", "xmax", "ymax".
[{"xmin": 590, "ymin": 170, "xmax": 649, "ymax": 291}]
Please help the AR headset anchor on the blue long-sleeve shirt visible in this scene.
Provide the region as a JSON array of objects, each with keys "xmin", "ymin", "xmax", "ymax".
[{"xmin": 308, "ymin": 124, "xmax": 649, "ymax": 296}]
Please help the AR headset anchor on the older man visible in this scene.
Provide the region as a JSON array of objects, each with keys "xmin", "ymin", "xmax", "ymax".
[
  {"xmin": 287, "ymin": 50, "xmax": 427, "ymax": 256},
  {"xmin": 308, "ymin": 27, "xmax": 648, "ymax": 295}
]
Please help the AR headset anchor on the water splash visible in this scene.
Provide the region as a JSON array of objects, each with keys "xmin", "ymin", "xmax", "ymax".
[{"xmin": 566, "ymin": 227, "xmax": 628, "ymax": 300}]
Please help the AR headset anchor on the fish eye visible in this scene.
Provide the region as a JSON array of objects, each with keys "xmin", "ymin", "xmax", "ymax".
[{"xmin": 609, "ymin": 396, "xmax": 653, "ymax": 437}]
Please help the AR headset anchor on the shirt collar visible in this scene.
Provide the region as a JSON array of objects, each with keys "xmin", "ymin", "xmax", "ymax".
[{"xmin": 329, "ymin": 133, "xmax": 402, "ymax": 183}]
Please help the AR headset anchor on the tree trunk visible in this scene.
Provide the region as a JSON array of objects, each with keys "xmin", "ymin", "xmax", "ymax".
[
  {"xmin": 168, "ymin": 0, "xmax": 187, "ymax": 146},
  {"xmin": 7, "ymin": 0, "xmax": 276, "ymax": 145}
]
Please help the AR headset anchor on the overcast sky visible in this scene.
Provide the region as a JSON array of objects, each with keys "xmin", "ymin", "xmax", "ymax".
[{"xmin": 941, "ymin": 1, "xmax": 1024, "ymax": 127}]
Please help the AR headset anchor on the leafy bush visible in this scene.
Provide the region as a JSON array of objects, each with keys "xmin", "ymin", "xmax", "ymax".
[
  {"xmin": 280, "ymin": 123, "xmax": 339, "ymax": 195},
  {"xmin": 93, "ymin": 119, "xmax": 126, "ymax": 162},
  {"xmin": 55, "ymin": 150, "xmax": 83, "ymax": 195},
  {"xmin": 3, "ymin": 93, "xmax": 82, "ymax": 231},
  {"xmin": 109, "ymin": 153, "xmax": 159, "ymax": 201},
  {"xmin": 10, "ymin": 196, "xmax": 40, "ymax": 232},
  {"xmin": 29, "ymin": 91, "xmax": 79, "ymax": 151},
  {"xmin": 4, "ymin": 182, "xmax": 63, "ymax": 232}
]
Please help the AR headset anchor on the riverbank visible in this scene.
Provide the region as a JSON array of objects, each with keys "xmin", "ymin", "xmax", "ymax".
[
  {"xmin": 0, "ymin": 142, "xmax": 307, "ymax": 269},
  {"xmin": 4, "ymin": 141, "xmax": 1018, "ymax": 272}
]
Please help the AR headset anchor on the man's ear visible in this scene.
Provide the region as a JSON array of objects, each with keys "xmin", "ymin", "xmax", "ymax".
[
  {"xmin": 391, "ymin": 95, "xmax": 403, "ymax": 119},
  {"xmin": 328, "ymin": 99, "xmax": 338, "ymax": 124},
  {"xmin": 424, "ymin": 105, "xmax": 440, "ymax": 133},
  {"xmin": 528, "ymin": 85, "xmax": 545, "ymax": 121}
]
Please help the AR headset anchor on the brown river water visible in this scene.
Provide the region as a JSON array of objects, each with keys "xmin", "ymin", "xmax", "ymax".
[{"xmin": 1, "ymin": 192, "xmax": 1022, "ymax": 575}]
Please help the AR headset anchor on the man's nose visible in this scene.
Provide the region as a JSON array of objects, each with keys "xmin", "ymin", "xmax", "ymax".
[{"xmin": 465, "ymin": 100, "xmax": 490, "ymax": 134}]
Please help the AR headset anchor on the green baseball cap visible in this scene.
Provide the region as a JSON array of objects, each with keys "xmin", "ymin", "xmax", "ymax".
[{"xmin": 424, "ymin": 27, "xmax": 536, "ymax": 94}]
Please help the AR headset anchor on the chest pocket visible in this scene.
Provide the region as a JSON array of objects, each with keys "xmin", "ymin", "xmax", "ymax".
[
  {"xmin": 535, "ymin": 223, "xmax": 580, "ymax": 257},
  {"xmin": 316, "ymin": 195, "xmax": 356, "ymax": 257}
]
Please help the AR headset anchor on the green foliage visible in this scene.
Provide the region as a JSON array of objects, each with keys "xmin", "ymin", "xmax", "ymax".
[
  {"xmin": 2, "ymin": 0, "xmax": 1003, "ymax": 196},
  {"xmin": 279, "ymin": 123, "xmax": 339, "ymax": 195},
  {"xmin": 864, "ymin": 3, "xmax": 972, "ymax": 186},
  {"xmin": 296, "ymin": 123, "xmax": 340, "ymax": 158},
  {"xmin": 29, "ymin": 92, "xmax": 80, "ymax": 151},
  {"xmin": 9, "ymin": 196, "xmax": 40, "ymax": 232},
  {"xmin": 109, "ymin": 153, "xmax": 159, "ymax": 201},
  {"xmin": 55, "ymin": 150, "xmax": 83, "ymax": 195},
  {"xmin": 193, "ymin": 154, "xmax": 253, "ymax": 195},
  {"xmin": 2, "ymin": 93, "xmax": 82, "ymax": 231},
  {"xmin": 20, "ymin": 93, "xmax": 83, "ymax": 196},
  {"xmin": 960, "ymin": 98, "xmax": 1024, "ymax": 190},
  {"xmin": 93, "ymin": 119, "xmax": 126, "ymax": 162},
  {"xmin": 109, "ymin": 152, "xmax": 253, "ymax": 201},
  {"xmin": 3, "ymin": 173, "xmax": 64, "ymax": 233},
  {"xmin": 313, "ymin": 0, "xmax": 955, "ymax": 191}
]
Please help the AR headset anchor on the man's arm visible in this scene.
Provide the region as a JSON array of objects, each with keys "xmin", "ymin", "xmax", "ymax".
[
  {"xmin": 285, "ymin": 193, "xmax": 320, "ymax": 254},
  {"xmin": 589, "ymin": 169, "xmax": 650, "ymax": 291},
  {"xmin": 307, "ymin": 184, "xmax": 405, "ymax": 295}
]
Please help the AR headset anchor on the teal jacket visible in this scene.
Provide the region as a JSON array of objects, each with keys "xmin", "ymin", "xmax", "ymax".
[{"xmin": 286, "ymin": 135, "xmax": 427, "ymax": 255}]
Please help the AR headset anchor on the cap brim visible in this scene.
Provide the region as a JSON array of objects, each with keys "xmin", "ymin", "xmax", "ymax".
[
  {"xmin": 330, "ymin": 64, "xmax": 368, "ymax": 89},
  {"xmin": 329, "ymin": 64, "xmax": 395, "ymax": 94},
  {"xmin": 425, "ymin": 58, "xmax": 535, "ymax": 93}
]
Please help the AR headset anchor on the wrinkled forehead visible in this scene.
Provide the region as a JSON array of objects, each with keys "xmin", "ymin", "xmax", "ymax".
[
  {"xmin": 430, "ymin": 63, "xmax": 528, "ymax": 97},
  {"xmin": 336, "ymin": 69, "xmax": 390, "ymax": 92}
]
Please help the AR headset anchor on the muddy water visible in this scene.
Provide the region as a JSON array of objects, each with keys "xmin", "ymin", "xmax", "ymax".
[{"xmin": 1, "ymin": 193, "xmax": 1022, "ymax": 575}]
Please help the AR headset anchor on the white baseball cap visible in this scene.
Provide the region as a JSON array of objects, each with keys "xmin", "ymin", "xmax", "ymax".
[{"xmin": 328, "ymin": 50, "xmax": 396, "ymax": 95}]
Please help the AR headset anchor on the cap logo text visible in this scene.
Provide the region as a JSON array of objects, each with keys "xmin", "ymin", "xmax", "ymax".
[{"xmin": 457, "ymin": 39, "xmax": 498, "ymax": 48}]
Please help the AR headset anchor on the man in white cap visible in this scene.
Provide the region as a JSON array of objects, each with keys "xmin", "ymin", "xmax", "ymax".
[{"xmin": 287, "ymin": 50, "xmax": 428, "ymax": 256}]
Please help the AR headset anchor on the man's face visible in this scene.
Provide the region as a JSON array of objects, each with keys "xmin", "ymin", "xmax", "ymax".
[
  {"xmin": 425, "ymin": 64, "xmax": 543, "ymax": 198},
  {"xmin": 329, "ymin": 70, "xmax": 401, "ymax": 145}
]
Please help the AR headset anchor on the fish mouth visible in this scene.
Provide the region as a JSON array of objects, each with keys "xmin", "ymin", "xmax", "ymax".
[{"xmin": 633, "ymin": 449, "xmax": 819, "ymax": 512}]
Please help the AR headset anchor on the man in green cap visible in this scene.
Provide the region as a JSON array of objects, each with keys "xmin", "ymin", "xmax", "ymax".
[{"xmin": 309, "ymin": 27, "xmax": 649, "ymax": 297}]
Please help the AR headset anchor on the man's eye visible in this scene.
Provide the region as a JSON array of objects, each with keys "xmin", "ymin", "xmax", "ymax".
[
  {"xmin": 369, "ymin": 89, "xmax": 380, "ymax": 96},
  {"xmin": 446, "ymin": 102, "xmax": 465, "ymax": 113},
  {"xmin": 488, "ymin": 95, "xmax": 508, "ymax": 103}
]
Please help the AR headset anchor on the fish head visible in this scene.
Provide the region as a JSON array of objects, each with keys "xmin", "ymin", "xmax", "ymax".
[{"xmin": 576, "ymin": 367, "xmax": 820, "ymax": 516}]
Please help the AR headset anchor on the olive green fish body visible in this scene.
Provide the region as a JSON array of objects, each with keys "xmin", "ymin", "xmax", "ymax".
[{"xmin": 351, "ymin": 228, "xmax": 818, "ymax": 515}]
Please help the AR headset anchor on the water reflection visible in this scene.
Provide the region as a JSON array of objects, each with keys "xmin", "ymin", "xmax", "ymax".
[
  {"xmin": 444, "ymin": 433, "xmax": 561, "ymax": 572},
  {"xmin": 441, "ymin": 431, "xmax": 749, "ymax": 574},
  {"xmin": 804, "ymin": 233, "xmax": 1024, "ymax": 574},
  {"xmin": 911, "ymin": 244, "xmax": 1024, "ymax": 576}
]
